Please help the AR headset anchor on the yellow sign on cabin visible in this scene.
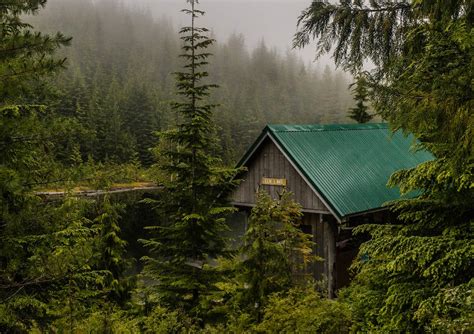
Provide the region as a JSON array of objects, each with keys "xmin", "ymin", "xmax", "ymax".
[{"xmin": 261, "ymin": 177, "xmax": 287, "ymax": 186}]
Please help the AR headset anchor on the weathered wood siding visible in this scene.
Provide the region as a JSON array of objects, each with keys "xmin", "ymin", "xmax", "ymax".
[
  {"xmin": 232, "ymin": 138, "xmax": 330, "ymax": 213},
  {"xmin": 303, "ymin": 213, "xmax": 337, "ymax": 296}
]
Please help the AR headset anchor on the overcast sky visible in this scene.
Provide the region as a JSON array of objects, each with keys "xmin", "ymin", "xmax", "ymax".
[{"xmin": 121, "ymin": 0, "xmax": 330, "ymax": 65}]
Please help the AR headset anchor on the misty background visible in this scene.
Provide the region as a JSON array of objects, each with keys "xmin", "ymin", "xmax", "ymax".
[
  {"xmin": 125, "ymin": 0, "xmax": 322, "ymax": 64},
  {"xmin": 29, "ymin": 0, "xmax": 355, "ymax": 165}
]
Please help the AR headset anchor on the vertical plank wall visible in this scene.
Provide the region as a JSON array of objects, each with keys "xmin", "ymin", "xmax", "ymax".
[
  {"xmin": 302, "ymin": 213, "xmax": 337, "ymax": 296},
  {"xmin": 232, "ymin": 138, "xmax": 337, "ymax": 294},
  {"xmin": 232, "ymin": 138, "xmax": 330, "ymax": 213}
]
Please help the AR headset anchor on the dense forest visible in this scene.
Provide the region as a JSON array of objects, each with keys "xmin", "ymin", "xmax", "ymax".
[
  {"xmin": 1, "ymin": 0, "xmax": 472, "ymax": 333},
  {"xmin": 30, "ymin": 0, "xmax": 354, "ymax": 166}
]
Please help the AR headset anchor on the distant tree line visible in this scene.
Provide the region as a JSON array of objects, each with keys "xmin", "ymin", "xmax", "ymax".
[{"xmin": 31, "ymin": 0, "xmax": 354, "ymax": 166}]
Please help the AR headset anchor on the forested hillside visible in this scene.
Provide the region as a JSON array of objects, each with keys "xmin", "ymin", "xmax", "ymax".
[
  {"xmin": 1, "ymin": 0, "xmax": 471, "ymax": 333},
  {"xmin": 31, "ymin": 0, "xmax": 353, "ymax": 165}
]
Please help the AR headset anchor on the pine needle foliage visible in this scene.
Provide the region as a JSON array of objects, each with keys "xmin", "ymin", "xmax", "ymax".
[
  {"xmin": 212, "ymin": 190, "xmax": 317, "ymax": 323},
  {"xmin": 0, "ymin": 2, "xmax": 114, "ymax": 331},
  {"xmin": 256, "ymin": 287, "xmax": 351, "ymax": 333},
  {"xmin": 238, "ymin": 190, "xmax": 315, "ymax": 315},
  {"xmin": 93, "ymin": 194, "xmax": 134, "ymax": 306},
  {"xmin": 0, "ymin": 0, "xmax": 71, "ymax": 104},
  {"xmin": 348, "ymin": 74, "xmax": 372, "ymax": 123},
  {"xmin": 140, "ymin": 0, "xmax": 240, "ymax": 315},
  {"xmin": 295, "ymin": 0, "xmax": 473, "ymax": 331}
]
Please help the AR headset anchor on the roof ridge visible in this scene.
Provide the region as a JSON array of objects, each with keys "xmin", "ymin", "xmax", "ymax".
[
  {"xmin": 273, "ymin": 127, "xmax": 387, "ymax": 133},
  {"xmin": 268, "ymin": 123, "xmax": 388, "ymax": 133}
]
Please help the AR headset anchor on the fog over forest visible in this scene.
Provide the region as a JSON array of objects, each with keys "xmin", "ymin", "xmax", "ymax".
[
  {"xmin": 115, "ymin": 0, "xmax": 331, "ymax": 65},
  {"xmin": 30, "ymin": 0, "xmax": 355, "ymax": 165}
]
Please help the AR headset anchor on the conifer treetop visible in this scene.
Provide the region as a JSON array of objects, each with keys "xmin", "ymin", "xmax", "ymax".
[{"xmin": 140, "ymin": 0, "xmax": 240, "ymax": 315}]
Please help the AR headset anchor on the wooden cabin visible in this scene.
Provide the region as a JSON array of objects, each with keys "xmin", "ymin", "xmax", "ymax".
[{"xmin": 231, "ymin": 123, "xmax": 432, "ymax": 296}]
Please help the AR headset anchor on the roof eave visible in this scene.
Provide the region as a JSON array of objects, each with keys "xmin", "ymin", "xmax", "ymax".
[{"xmin": 342, "ymin": 206, "xmax": 390, "ymax": 220}]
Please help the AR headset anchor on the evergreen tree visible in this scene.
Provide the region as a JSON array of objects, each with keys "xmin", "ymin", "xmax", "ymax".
[
  {"xmin": 236, "ymin": 190, "xmax": 315, "ymax": 321},
  {"xmin": 255, "ymin": 287, "xmax": 351, "ymax": 333},
  {"xmin": 123, "ymin": 83, "xmax": 158, "ymax": 166},
  {"xmin": 0, "ymin": 0, "xmax": 70, "ymax": 105},
  {"xmin": 205, "ymin": 190, "xmax": 316, "ymax": 328},
  {"xmin": 0, "ymin": 2, "xmax": 111, "ymax": 331},
  {"xmin": 140, "ymin": 0, "xmax": 240, "ymax": 315},
  {"xmin": 93, "ymin": 195, "xmax": 133, "ymax": 306},
  {"xmin": 295, "ymin": 0, "xmax": 473, "ymax": 331},
  {"xmin": 348, "ymin": 74, "xmax": 372, "ymax": 123}
]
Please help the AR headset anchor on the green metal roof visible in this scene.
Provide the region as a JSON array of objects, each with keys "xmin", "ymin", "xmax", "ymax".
[{"xmin": 238, "ymin": 123, "xmax": 433, "ymax": 218}]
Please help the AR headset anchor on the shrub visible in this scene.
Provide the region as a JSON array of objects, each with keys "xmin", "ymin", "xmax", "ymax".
[{"xmin": 255, "ymin": 287, "xmax": 352, "ymax": 333}]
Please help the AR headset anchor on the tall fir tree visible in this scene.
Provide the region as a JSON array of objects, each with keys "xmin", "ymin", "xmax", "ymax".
[
  {"xmin": 1, "ymin": 3, "xmax": 68, "ymax": 330},
  {"xmin": 295, "ymin": 0, "xmax": 473, "ymax": 331},
  {"xmin": 123, "ymin": 83, "xmax": 158, "ymax": 166},
  {"xmin": 93, "ymin": 195, "xmax": 133, "ymax": 306},
  {"xmin": 0, "ymin": 0, "xmax": 70, "ymax": 105},
  {"xmin": 140, "ymin": 0, "xmax": 240, "ymax": 315},
  {"xmin": 236, "ymin": 190, "xmax": 315, "ymax": 321},
  {"xmin": 0, "ymin": 2, "xmax": 115, "ymax": 331},
  {"xmin": 348, "ymin": 74, "xmax": 372, "ymax": 123}
]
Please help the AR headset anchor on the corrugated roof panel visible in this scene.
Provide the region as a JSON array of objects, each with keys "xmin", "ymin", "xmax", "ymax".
[{"xmin": 265, "ymin": 123, "xmax": 433, "ymax": 217}]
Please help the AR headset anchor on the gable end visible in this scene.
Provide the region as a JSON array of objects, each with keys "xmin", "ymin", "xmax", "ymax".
[{"xmin": 232, "ymin": 136, "xmax": 334, "ymax": 216}]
